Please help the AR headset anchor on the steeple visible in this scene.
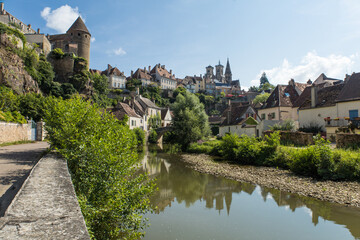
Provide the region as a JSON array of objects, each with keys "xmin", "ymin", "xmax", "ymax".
[{"xmin": 225, "ymin": 58, "xmax": 232, "ymax": 84}]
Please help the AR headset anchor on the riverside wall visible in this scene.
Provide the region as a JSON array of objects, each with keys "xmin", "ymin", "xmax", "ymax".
[{"xmin": 0, "ymin": 154, "xmax": 90, "ymax": 239}]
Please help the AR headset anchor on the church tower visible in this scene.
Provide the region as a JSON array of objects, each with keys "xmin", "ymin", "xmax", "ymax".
[
  {"xmin": 215, "ymin": 61, "xmax": 224, "ymax": 82},
  {"xmin": 225, "ymin": 58, "xmax": 232, "ymax": 85},
  {"xmin": 205, "ymin": 65, "xmax": 214, "ymax": 79},
  {"xmin": 66, "ymin": 17, "xmax": 91, "ymax": 67}
]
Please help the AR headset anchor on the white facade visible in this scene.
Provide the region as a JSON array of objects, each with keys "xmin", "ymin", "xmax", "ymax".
[
  {"xmin": 219, "ymin": 125, "xmax": 257, "ymax": 137},
  {"xmin": 109, "ymin": 75, "xmax": 126, "ymax": 89},
  {"xmin": 127, "ymin": 116, "xmax": 143, "ymax": 130},
  {"xmin": 159, "ymin": 77, "xmax": 177, "ymax": 90}
]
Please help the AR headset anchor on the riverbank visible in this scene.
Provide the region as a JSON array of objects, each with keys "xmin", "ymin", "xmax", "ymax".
[{"xmin": 181, "ymin": 153, "xmax": 360, "ymax": 208}]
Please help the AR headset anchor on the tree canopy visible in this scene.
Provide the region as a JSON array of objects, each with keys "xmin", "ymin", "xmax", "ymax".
[
  {"xmin": 253, "ymin": 92, "xmax": 270, "ymax": 105},
  {"xmin": 171, "ymin": 91, "xmax": 210, "ymax": 150}
]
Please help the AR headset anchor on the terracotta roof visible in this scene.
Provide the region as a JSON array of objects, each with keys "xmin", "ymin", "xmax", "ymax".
[
  {"xmin": 67, "ymin": 17, "xmax": 90, "ymax": 35},
  {"xmin": 132, "ymin": 68, "xmax": 152, "ymax": 80},
  {"xmin": 299, "ymin": 84, "xmax": 345, "ymax": 109},
  {"xmin": 110, "ymin": 103, "xmax": 141, "ymax": 120},
  {"xmin": 208, "ymin": 116, "xmax": 225, "ymax": 125},
  {"xmin": 262, "ymin": 84, "xmax": 300, "ymax": 109},
  {"xmin": 89, "ymin": 69, "xmax": 102, "ymax": 75},
  {"xmin": 336, "ymin": 72, "xmax": 360, "ymax": 102},
  {"xmin": 151, "ymin": 64, "xmax": 175, "ymax": 80}
]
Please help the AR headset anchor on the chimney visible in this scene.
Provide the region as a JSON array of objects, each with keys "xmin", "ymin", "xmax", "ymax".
[
  {"xmin": 37, "ymin": 28, "xmax": 40, "ymax": 34},
  {"xmin": 311, "ymin": 85, "xmax": 318, "ymax": 108},
  {"xmin": 149, "ymin": 66, "xmax": 151, "ymax": 72},
  {"xmin": 170, "ymin": 70, "xmax": 172, "ymax": 75},
  {"xmin": 344, "ymin": 74, "xmax": 351, "ymax": 83},
  {"xmin": 161, "ymin": 65, "xmax": 165, "ymax": 69},
  {"xmin": 136, "ymin": 87, "xmax": 140, "ymax": 95},
  {"xmin": 200, "ymin": 74, "xmax": 202, "ymax": 78},
  {"xmin": 144, "ymin": 67, "xmax": 146, "ymax": 71},
  {"xmin": 131, "ymin": 70, "xmax": 134, "ymax": 76},
  {"xmin": 28, "ymin": 24, "xmax": 31, "ymax": 29},
  {"xmin": 289, "ymin": 78, "xmax": 295, "ymax": 86},
  {"xmin": 1, "ymin": 3, "xmax": 4, "ymax": 13}
]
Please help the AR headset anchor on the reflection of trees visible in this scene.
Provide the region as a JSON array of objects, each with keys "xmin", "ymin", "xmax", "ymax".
[
  {"xmin": 259, "ymin": 186, "xmax": 360, "ymax": 239},
  {"xmin": 140, "ymin": 149, "xmax": 360, "ymax": 239}
]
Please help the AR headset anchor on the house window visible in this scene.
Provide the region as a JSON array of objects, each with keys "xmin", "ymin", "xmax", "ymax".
[{"xmin": 349, "ymin": 110, "xmax": 359, "ymax": 120}]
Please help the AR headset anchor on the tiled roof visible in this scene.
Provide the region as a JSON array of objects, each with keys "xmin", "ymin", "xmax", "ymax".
[
  {"xmin": 336, "ymin": 72, "xmax": 360, "ymax": 102},
  {"xmin": 208, "ymin": 116, "xmax": 225, "ymax": 125},
  {"xmin": 292, "ymin": 86, "xmax": 311, "ymax": 108},
  {"xmin": 299, "ymin": 84, "xmax": 345, "ymax": 109},
  {"xmin": 132, "ymin": 68, "xmax": 152, "ymax": 80},
  {"xmin": 221, "ymin": 105, "xmax": 251, "ymax": 126},
  {"xmin": 138, "ymin": 96, "xmax": 161, "ymax": 109},
  {"xmin": 110, "ymin": 103, "xmax": 141, "ymax": 120},
  {"xmin": 102, "ymin": 65, "xmax": 125, "ymax": 77},
  {"xmin": 262, "ymin": 84, "xmax": 300, "ymax": 109},
  {"xmin": 67, "ymin": 17, "xmax": 90, "ymax": 34},
  {"xmin": 151, "ymin": 64, "xmax": 175, "ymax": 80}
]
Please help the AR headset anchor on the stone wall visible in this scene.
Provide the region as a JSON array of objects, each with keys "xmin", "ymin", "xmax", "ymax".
[
  {"xmin": 0, "ymin": 121, "xmax": 30, "ymax": 144},
  {"xmin": 336, "ymin": 133, "xmax": 360, "ymax": 148},
  {"xmin": 264, "ymin": 131, "xmax": 314, "ymax": 146}
]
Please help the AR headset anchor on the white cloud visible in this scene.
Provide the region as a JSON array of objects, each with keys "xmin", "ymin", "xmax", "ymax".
[
  {"xmin": 113, "ymin": 47, "xmax": 127, "ymax": 56},
  {"xmin": 41, "ymin": 5, "xmax": 80, "ymax": 33},
  {"xmin": 251, "ymin": 51, "xmax": 356, "ymax": 86},
  {"xmin": 91, "ymin": 37, "xmax": 96, "ymax": 43}
]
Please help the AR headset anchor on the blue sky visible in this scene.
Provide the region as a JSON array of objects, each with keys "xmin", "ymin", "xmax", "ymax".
[{"xmin": 4, "ymin": 0, "xmax": 360, "ymax": 88}]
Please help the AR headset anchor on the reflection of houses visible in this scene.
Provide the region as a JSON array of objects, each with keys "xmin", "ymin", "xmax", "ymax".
[{"xmin": 219, "ymin": 103, "xmax": 260, "ymax": 137}]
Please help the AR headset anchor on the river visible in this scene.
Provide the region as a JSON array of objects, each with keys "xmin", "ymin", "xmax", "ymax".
[{"xmin": 139, "ymin": 146, "xmax": 360, "ymax": 240}]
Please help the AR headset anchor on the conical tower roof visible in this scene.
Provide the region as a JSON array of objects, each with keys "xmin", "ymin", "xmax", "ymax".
[
  {"xmin": 67, "ymin": 16, "xmax": 90, "ymax": 35},
  {"xmin": 225, "ymin": 58, "xmax": 232, "ymax": 74}
]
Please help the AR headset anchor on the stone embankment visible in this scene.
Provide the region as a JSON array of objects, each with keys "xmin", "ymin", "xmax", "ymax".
[
  {"xmin": 0, "ymin": 154, "xmax": 90, "ymax": 240},
  {"xmin": 181, "ymin": 154, "xmax": 360, "ymax": 208}
]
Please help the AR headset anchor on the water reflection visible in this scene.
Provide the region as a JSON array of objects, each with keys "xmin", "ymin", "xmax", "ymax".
[{"xmin": 140, "ymin": 147, "xmax": 360, "ymax": 239}]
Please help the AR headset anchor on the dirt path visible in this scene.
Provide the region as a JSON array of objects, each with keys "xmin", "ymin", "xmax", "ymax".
[{"xmin": 0, "ymin": 142, "xmax": 49, "ymax": 216}]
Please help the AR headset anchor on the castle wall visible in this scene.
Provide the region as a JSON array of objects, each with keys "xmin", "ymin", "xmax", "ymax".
[
  {"xmin": 49, "ymin": 55, "xmax": 74, "ymax": 83},
  {"xmin": 25, "ymin": 34, "xmax": 51, "ymax": 55}
]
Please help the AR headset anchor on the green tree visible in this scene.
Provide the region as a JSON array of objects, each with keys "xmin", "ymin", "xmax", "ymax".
[
  {"xmin": 43, "ymin": 97, "xmax": 154, "ymax": 239},
  {"xmin": 253, "ymin": 92, "xmax": 270, "ymax": 104},
  {"xmin": 126, "ymin": 78, "xmax": 142, "ymax": 91},
  {"xmin": 37, "ymin": 54, "xmax": 55, "ymax": 95},
  {"xmin": 0, "ymin": 86, "xmax": 18, "ymax": 112},
  {"xmin": 171, "ymin": 91, "xmax": 210, "ymax": 150},
  {"xmin": 91, "ymin": 72, "xmax": 109, "ymax": 95},
  {"xmin": 260, "ymin": 82, "xmax": 275, "ymax": 91},
  {"xmin": 249, "ymin": 86, "xmax": 259, "ymax": 92},
  {"xmin": 18, "ymin": 93, "xmax": 46, "ymax": 122}
]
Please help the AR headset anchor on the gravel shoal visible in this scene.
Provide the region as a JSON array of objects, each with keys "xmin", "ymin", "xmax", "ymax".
[{"xmin": 181, "ymin": 154, "xmax": 360, "ymax": 208}]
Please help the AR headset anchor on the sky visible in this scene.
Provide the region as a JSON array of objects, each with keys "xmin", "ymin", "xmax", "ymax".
[{"xmin": 4, "ymin": 0, "xmax": 360, "ymax": 89}]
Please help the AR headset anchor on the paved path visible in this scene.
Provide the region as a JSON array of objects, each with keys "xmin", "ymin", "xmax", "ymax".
[
  {"xmin": 0, "ymin": 142, "xmax": 49, "ymax": 216},
  {"xmin": 0, "ymin": 154, "xmax": 90, "ymax": 239}
]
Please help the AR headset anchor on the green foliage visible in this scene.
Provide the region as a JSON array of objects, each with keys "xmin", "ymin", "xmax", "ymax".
[
  {"xmin": 69, "ymin": 72, "xmax": 89, "ymax": 92},
  {"xmin": 133, "ymin": 128, "xmax": 145, "ymax": 146},
  {"xmin": 141, "ymin": 86, "xmax": 170, "ymax": 107},
  {"xmin": 0, "ymin": 22, "xmax": 26, "ymax": 45},
  {"xmin": 299, "ymin": 123, "xmax": 323, "ymax": 134},
  {"xmin": 253, "ymin": 93, "xmax": 270, "ymax": 104},
  {"xmin": 0, "ymin": 110, "xmax": 27, "ymax": 124},
  {"xmin": 148, "ymin": 114, "xmax": 161, "ymax": 129},
  {"xmin": 90, "ymin": 72, "xmax": 109, "ymax": 95},
  {"xmin": 209, "ymin": 109, "xmax": 220, "ymax": 115},
  {"xmin": 50, "ymin": 48, "xmax": 65, "ymax": 59},
  {"xmin": 148, "ymin": 128, "xmax": 158, "ymax": 144},
  {"xmin": 126, "ymin": 78, "xmax": 142, "ymax": 92},
  {"xmin": 245, "ymin": 117, "xmax": 258, "ymax": 125},
  {"xmin": 0, "ymin": 86, "xmax": 18, "ymax": 112},
  {"xmin": 171, "ymin": 91, "xmax": 210, "ymax": 150},
  {"xmin": 270, "ymin": 119, "xmax": 296, "ymax": 131},
  {"xmin": 173, "ymin": 87, "xmax": 187, "ymax": 99},
  {"xmin": 43, "ymin": 97, "xmax": 154, "ymax": 239},
  {"xmin": 18, "ymin": 93, "xmax": 47, "ymax": 122}
]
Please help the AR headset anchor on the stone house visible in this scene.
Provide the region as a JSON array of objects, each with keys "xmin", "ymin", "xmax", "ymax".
[
  {"xmin": 219, "ymin": 103, "xmax": 260, "ymax": 137},
  {"xmin": 183, "ymin": 75, "xmax": 203, "ymax": 93},
  {"xmin": 129, "ymin": 95, "xmax": 162, "ymax": 131},
  {"xmin": 258, "ymin": 79, "xmax": 308, "ymax": 122},
  {"xmin": 109, "ymin": 102, "xmax": 143, "ymax": 130},
  {"xmin": 150, "ymin": 64, "xmax": 177, "ymax": 90},
  {"xmin": 102, "ymin": 64, "xmax": 126, "ymax": 89},
  {"xmin": 131, "ymin": 67, "xmax": 154, "ymax": 87},
  {"xmin": 298, "ymin": 72, "xmax": 360, "ymax": 137},
  {"xmin": 161, "ymin": 108, "xmax": 172, "ymax": 127}
]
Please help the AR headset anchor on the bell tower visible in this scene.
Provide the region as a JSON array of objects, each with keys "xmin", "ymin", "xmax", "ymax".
[{"xmin": 225, "ymin": 58, "xmax": 232, "ymax": 85}]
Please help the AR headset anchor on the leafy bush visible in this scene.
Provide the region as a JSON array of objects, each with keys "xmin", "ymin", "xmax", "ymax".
[
  {"xmin": 148, "ymin": 129, "xmax": 158, "ymax": 144},
  {"xmin": 270, "ymin": 119, "xmax": 295, "ymax": 131},
  {"xmin": 0, "ymin": 110, "xmax": 27, "ymax": 124},
  {"xmin": 43, "ymin": 97, "xmax": 155, "ymax": 239},
  {"xmin": 219, "ymin": 133, "xmax": 240, "ymax": 160},
  {"xmin": 133, "ymin": 128, "xmax": 145, "ymax": 146},
  {"xmin": 299, "ymin": 123, "xmax": 323, "ymax": 134},
  {"xmin": 50, "ymin": 48, "xmax": 65, "ymax": 59}
]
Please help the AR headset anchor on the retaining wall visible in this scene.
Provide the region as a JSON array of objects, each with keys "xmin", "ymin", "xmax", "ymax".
[
  {"xmin": 264, "ymin": 131, "xmax": 314, "ymax": 146},
  {"xmin": 0, "ymin": 121, "xmax": 30, "ymax": 144},
  {"xmin": 336, "ymin": 133, "xmax": 360, "ymax": 148}
]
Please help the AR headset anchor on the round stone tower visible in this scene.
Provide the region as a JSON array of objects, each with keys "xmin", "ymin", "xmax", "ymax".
[{"xmin": 66, "ymin": 17, "xmax": 91, "ymax": 67}]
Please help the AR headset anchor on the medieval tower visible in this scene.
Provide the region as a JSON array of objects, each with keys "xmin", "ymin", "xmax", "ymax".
[
  {"xmin": 215, "ymin": 61, "xmax": 224, "ymax": 81},
  {"xmin": 48, "ymin": 17, "xmax": 91, "ymax": 68}
]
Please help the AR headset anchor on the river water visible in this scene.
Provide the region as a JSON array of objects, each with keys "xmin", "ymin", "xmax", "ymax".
[{"xmin": 139, "ymin": 146, "xmax": 360, "ymax": 240}]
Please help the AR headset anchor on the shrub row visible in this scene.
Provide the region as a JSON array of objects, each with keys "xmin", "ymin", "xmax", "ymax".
[
  {"xmin": 43, "ymin": 97, "xmax": 154, "ymax": 240},
  {"xmin": 189, "ymin": 133, "xmax": 360, "ymax": 181}
]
